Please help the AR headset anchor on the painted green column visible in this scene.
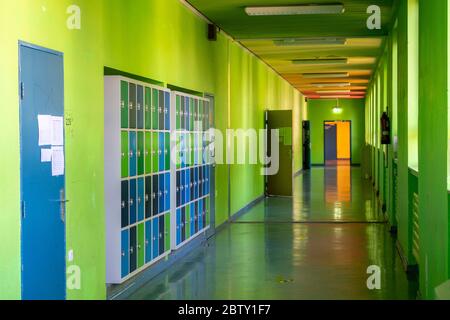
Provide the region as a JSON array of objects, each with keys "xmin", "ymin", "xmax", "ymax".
[{"xmin": 418, "ymin": 0, "xmax": 449, "ymax": 299}]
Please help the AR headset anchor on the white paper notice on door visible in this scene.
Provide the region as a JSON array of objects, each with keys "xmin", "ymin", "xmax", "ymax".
[
  {"xmin": 38, "ymin": 115, "xmax": 52, "ymax": 146},
  {"xmin": 41, "ymin": 148, "xmax": 52, "ymax": 163},
  {"xmin": 51, "ymin": 116, "xmax": 64, "ymax": 146},
  {"xmin": 51, "ymin": 146, "xmax": 65, "ymax": 176}
]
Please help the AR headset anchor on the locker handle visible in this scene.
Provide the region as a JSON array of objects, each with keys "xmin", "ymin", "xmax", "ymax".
[
  {"xmin": 145, "ymin": 194, "xmax": 149, "ymax": 202},
  {"xmin": 122, "ymin": 251, "xmax": 125, "ymax": 257},
  {"xmin": 145, "ymin": 240, "xmax": 149, "ymax": 246},
  {"xmin": 137, "ymin": 150, "xmax": 141, "ymax": 157},
  {"xmin": 121, "ymin": 101, "xmax": 125, "ymax": 109},
  {"xmin": 137, "ymin": 197, "xmax": 141, "ymax": 204},
  {"xmin": 129, "ymin": 198, "xmax": 134, "ymax": 206},
  {"xmin": 121, "ymin": 201, "xmax": 126, "ymax": 208},
  {"xmin": 130, "ymin": 247, "xmax": 134, "ymax": 254}
]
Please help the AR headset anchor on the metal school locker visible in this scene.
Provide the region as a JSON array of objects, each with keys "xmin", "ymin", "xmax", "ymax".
[{"xmin": 105, "ymin": 77, "xmax": 172, "ymax": 284}]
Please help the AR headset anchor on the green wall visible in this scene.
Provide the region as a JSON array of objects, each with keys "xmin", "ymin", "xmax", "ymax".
[
  {"xmin": 366, "ymin": 0, "xmax": 450, "ymax": 299},
  {"xmin": 0, "ymin": 0, "xmax": 304, "ymax": 299},
  {"xmin": 307, "ymin": 99, "xmax": 365, "ymax": 165}
]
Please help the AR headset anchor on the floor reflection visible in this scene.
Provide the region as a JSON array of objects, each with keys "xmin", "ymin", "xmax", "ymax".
[
  {"xmin": 126, "ymin": 167, "xmax": 417, "ymax": 300},
  {"xmin": 237, "ymin": 166, "xmax": 383, "ymax": 222}
]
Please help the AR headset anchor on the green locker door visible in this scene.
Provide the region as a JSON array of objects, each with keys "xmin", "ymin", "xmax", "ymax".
[
  {"xmin": 165, "ymin": 132, "xmax": 170, "ymax": 171},
  {"xmin": 137, "ymin": 223, "xmax": 145, "ymax": 268},
  {"xmin": 185, "ymin": 206, "xmax": 191, "ymax": 240},
  {"xmin": 145, "ymin": 132, "xmax": 151, "ymax": 174},
  {"xmin": 121, "ymin": 81, "xmax": 129, "ymax": 129},
  {"xmin": 145, "ymin": 87, "xmax": 151, "ymax": 130},
  {"xmin": 121, "ymin": 131, "xmax": 129, "ymax": 178},
  {"xmin": 137, "ymin": 132, "xmax": 144, "ymax": 175},
  {"xmin": 152, "ymin": 132, "xmax": 158, "ymax": 173},
  {"xmin": 152, "ymin": 88, "xmax": 159, "ymax": 130},
  {"xmin": 164, "ymin": 213, "xmax": 171, "ymax": 252},
  {"xmin": 189, "ymin": 98, "xmax": 194, "ymax": 130},
  {"xmin": 190, "ymin": 132, "xmax": 194, "ymax": 166}
]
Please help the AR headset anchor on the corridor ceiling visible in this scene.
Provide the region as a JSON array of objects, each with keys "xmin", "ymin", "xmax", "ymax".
[{"xmin": 187, "ymin": 0, "xmax": 397, "ymax": 99}]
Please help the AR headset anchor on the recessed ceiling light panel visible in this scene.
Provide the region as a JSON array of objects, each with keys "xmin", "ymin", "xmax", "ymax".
[
  {"xmin": 303, "ymin": 72, "xmax": 349, "ymax": 79},
  {"xmin": 317, "ymin": 90, "xmax": 351, "ymax": 94},
  {"xmin": 245, "ymin": 4, "xmax": 345, "ymax": 16},
  {"xmin": 293, "ymin": 58, "xmax": 348, "ymax": 65},
  {"xmin": 312, "ymin": 83, "xmax": 351, "ymax": 87},
  {"xmin": 274, "ymin": 37, "xmax": 347, "ymax": 46}
]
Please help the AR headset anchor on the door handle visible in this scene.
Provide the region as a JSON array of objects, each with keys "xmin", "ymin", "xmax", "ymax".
[{"xmin": 49, "ymin": 189, "xmax": 68, "ymax": 223}]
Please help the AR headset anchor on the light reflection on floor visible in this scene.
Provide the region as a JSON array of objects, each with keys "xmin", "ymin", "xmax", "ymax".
[{"xmin": 126, "ymin": 167, "xmax": 417, "ymax": 300}]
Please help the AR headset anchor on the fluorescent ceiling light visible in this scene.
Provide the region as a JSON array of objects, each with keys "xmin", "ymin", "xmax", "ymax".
[
  {"xmin": 322, "ymin": 95, "xmax": 352, "ymax": 99},
  {"xmin": 245, "ymin": 4, "xmax": 345, "ymax": 16},
  {"xmin": 293, "ymin": 58, "xmax": 348, "ymax": 65},
  {"xmin": 274, "ymin": 37, "xmax": 347, "ymax": 46},
  {"xmin": 312, "ymin": 83, "xmax": 351, "ymax": 87},
  {"xmin": 303, "ymin": 72, "xmax": 349, "ymax": 79},
  {"xmin": 317, "ymin": 90, "xmax": 351, "ymax": 94}
]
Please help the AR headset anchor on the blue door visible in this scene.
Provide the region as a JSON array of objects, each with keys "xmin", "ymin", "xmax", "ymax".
[{"xmin": 19, "ymin": 43, "xmax": 66, "ymax": 300}]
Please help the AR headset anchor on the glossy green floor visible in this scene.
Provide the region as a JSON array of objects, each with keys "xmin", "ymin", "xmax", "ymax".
[{"xmin": 127, "ymin": 167, "xmax": 418, "ymax": 300}]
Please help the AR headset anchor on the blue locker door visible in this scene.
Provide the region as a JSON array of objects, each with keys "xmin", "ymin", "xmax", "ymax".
[
  {"xmin": 190, "ymin": 168, "xmax": 195, "ymax": 200},
  {"xmin": 129, "ymin": 179, "xmax": 137, "ymax": 225},
  {"xmin": 121, "ymin": 230, "xmax": 129, "ymax": 278},
  {"xmin": 176, "ymin": 209, "xmax": 181, "ymax": 245},
  {"xmin": 195, "ymin": 168, "xmax": 199, "ymax": 199},
  {"xmin": 19, "ymin": 44, "xmax": 66, "ymax": 300},
  {"xmin": 121, "ymin": 180, "xmax": 129, "ymax": 228},
  {"xmin": 164, "ymin": 173, "xmax": 170, "ymax": 212},
  {"xmin": 152, "ymin": 174, "xmax": 158, "ymax": 216},
  {"xmin": 158, "ymin": 173, "xmax": 164, "ymax": 213},
  {"xmin": 145, "ymin": 221, "xmax": 152, "ymax": 263},
  {"xmin": 199, "ymin": 199, "xmax": 203, "ymax": 230},
  {"xmin": 181, "ymin": 170, "xmax": 186, "ymax": 206},
  {"xmin": 176, "ymin": 171, "xmax": 181, "ymax": 207},
  {"xmin": 137, "ymin": 178, "xmax": 144, "ymax": 221},
  {"xmin": 152, "ymin": 218, "xmax": 159, "ymax": 259},
  {"xmin": 129, "ymin": 131, "xmax": 137, "ymax": 176},
  {"xmin": 185, "ymin": 169, "xmax": 191, "ymax": 204},
  {"xmin": 129, "ymin": 226, "xmax": 137, "ymax": 273},
  {"xmin": 159, "ymin": 132, "xmax": 165, "ymax": 172},
  {"xmin": 164, "ymin": 91, "xmax": 170, "ymax": 130}
]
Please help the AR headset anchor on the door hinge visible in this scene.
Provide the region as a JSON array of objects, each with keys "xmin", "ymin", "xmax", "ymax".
[
  {"xmin": 20, "ymin": 82, "xmax": 25, "ymax": 100},
  {"xmin": 21, "ymin": 201, "xmax": 26, "ymax": 219}
]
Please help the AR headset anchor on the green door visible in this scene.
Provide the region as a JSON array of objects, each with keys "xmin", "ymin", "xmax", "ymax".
[{"xmin": 266, "ymin": 110, "xmax": 293, "ymax": 197}]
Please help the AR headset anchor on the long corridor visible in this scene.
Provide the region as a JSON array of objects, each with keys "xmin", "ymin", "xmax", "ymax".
[{"xmin": 127, "ymin": 167, "xmax": 418, "ymax": 300}]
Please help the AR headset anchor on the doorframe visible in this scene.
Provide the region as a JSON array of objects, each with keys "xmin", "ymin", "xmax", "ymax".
[
  {"xmin": 323, "ymin": 120, "xmax": 352, "ymax": 164},
  {"xmin": 18, "ymin": 41, "xmax": 67, "ymax": 299}
]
